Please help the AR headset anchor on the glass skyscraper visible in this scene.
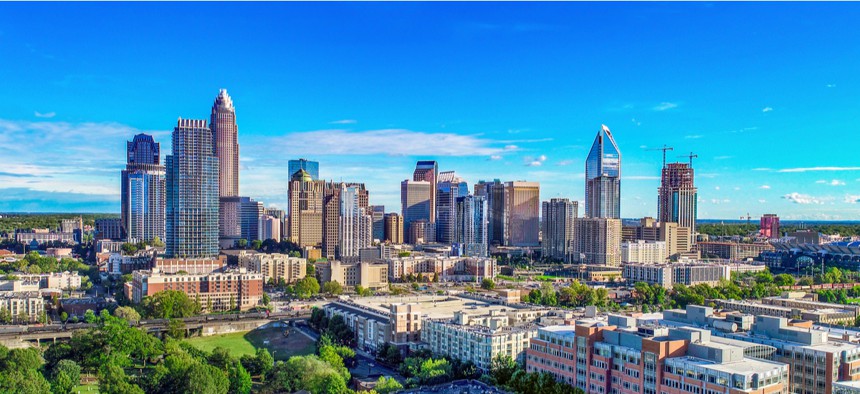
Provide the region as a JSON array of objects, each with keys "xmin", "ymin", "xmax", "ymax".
[
  {"xmin": 435, "ymin": 171, "xmax": 469, "ymax": 244},
  {"xmin": 121, "ymin": 133, "xmax": 165, "ymax": 243},
  {"xmin": 455, "ymin": 195, "xmax": 488, "ymax": 257},
  {"xmin": 288, "ymin": 158, "xmax": 319, "ymax": 180},
  {"xmin": 166, "ymin": 118, "xmax": 220, "ymax": 258},
  {"xmin": 585, "ymin": 124, "xmax": 621, "ymax": 219}
]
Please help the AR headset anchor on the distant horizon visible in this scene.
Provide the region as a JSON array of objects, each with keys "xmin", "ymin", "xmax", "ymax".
[{"xmin": 1, "ymin": 3, "xmax": 860, "ymax": 220}]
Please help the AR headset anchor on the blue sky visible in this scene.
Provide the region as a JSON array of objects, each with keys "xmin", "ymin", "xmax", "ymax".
[{"xmin": 1, "ymin": 2, "xmax": 860, "ymax": 220}]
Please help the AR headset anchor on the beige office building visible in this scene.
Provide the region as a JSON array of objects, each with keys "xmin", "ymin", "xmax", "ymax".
[
  {"xmin": 288, "ymin": 170, "xmax": 325, "ymax": 248},
  {"xmin": 238, "ymin": 251, "xmax": 306, "ymax": 284},
  {"xmin": 622, "ymin": 217, "xmax": 692, "ymax": 257},
  {"xmin": 504, "ymin": 181, "xmax": 540, "ymax": 247},
  {"xmin": 573, "ymin": 217, "xmax": 621, "ymax": 266},
  {"xmin": 316, "ymin": 260, "xmax": 389, "ymax": 290}
]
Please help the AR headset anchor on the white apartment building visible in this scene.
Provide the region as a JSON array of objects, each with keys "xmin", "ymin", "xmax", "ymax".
[{"xmin": 621, "ymin": 240, "xmax": 667, "ymax": 264}]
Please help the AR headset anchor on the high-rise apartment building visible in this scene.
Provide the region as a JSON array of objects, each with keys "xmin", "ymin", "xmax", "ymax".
[
  {"xmin": 384, "ymin": 213, "xmax": 404, "ymax": 244},
  {"xmin": 287, "ymin": 170, "xmax": 324, "ymax": 248},
  {"xmin": 475, "ymin": 179, "xmax": 506, "ymax": 246},
  {"xmin": 760, "ymin": 214, "xmax": 780, "ymax": 239},
  {"xmin": 323, "ymin": 182, "xmax": 369, "ymax": 259},
  {"xmin": 121, "ymin": 133, "xmax": 165, "ymax": 243},
  {"xmin": 455, "ymin": 195, "xmax": 488, "ymax": 257},
  {"xmin": 219, "ymin": 196, "xmax": 263, "ymax": 245},
  {"xmin": 165, "ymin": 118, "xmax": 219, "ymax": 258},
  {"xmin": 238, "ymin": 251, "xmax": 306, "ymax": 285},
  {"xmin": 370, "ymin": 205, "xmax": 385, "ymax": 242},
  {"xmin": 339, "ymin": 186, "xmax": 373, "ymax": 258},
  {"xmin": 436, "ymin": 171, "xmax": 468, "ymax": 244},
  {"xmin": 621, "ymin": 240, "xmax": 667, "ymax": 263},
  {"xmin": 412, "ymin": 161, "xmax": 438, "ymax": 223},
  {"xmin": 573, "ymin": 217, "xmax": 621, "ymax": 266},
  {"xmin": 211, "ymin": 90, "xmax": 241, "ymax": 246},
  {"xmin": 541, "ymin": 198, "xmax": 578, "ymax": 262},
  {"xmin": 658, "ymin": 162, "xmax": 697, "ymax": 246},
  {"xmin": 258, "ymin": 214, "xmax": 281, "ymax": 242},
  {"xmin": 288, "ymin": 158, "xmax": 319, "ymax": 180},
  {"xmin": 504, "ymin": 181, "xmax": 540, "ymax": 247},
  {"xmin": 585, "ymin": 125, "xmax": 621, "ymax": 219},
  {"xmin": 401, "ymin": 180, "xmax": 432, "ymax": 243}
]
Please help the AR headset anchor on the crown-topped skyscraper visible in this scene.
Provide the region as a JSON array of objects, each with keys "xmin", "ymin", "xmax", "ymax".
[{"xmin": 585, "ymin": 124, "xmax": 621, "ymax": 219}]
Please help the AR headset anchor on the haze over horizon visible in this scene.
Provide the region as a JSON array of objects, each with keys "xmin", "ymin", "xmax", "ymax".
[{"xmin": 1, "ymin": 2, "xmax": 859, "ymax": 220}]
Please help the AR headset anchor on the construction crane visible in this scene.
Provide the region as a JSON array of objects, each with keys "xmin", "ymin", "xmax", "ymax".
[
  {"xmin": 740, "ymin": 212, "xmax": 751, "ymax": 225},
  {"xmin": 678, "ymin": 151, "xmax": 698, "ymax": 167},
  {"xmin": 648, "ymin": 145, "xmax": 674, "ymax": 168}
]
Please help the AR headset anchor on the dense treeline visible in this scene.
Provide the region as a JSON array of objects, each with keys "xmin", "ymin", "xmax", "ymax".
[
  {"xmin": 697, "ymin": 222, "xmax": 860, "ymax": 237},
  {"xmin": 0, "ymin": 213, "xmax": 118, "ymax": 233}
]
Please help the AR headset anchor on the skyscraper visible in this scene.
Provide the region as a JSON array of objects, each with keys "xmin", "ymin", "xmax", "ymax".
[
  {"xmin": 324, "ymin": 182, "xmax": 369, "ymax": 259},
  {"xmin": 585, "ymin": 125, "xmax": 621, "ymax": 219},
  {"xmin": 541, "ymin": 198, "xmax": 578, "ymax": 262},
  {"xmin": 121, "ymin": 133, "xmax": 165, "ymax": 243},
  {"xmin": 573, "ymin": 217, "xmax": 622, "ymax": 266},
  {"xmin": 657, "ymin": 162, "xmax": 698, "ymax": 246},
  {"xmin": 370, "ymin": 205, "xmax": 385, "ymax": 242},
  {"xmin": 456, "ymin": 195, "xmax": 488, "ymax": 257},
  {"xmin": 474, "ymin": 179, "xmax": 505, "ymax": 246},
  {"xmin": 287, "ymin": 169, "xmax": 324, "ymax": 248},
  {"xmin": 384, "ymin": 213, "xmax": 404, "ymax": 244},
  {"xmin": 760, "ymin": 214, "xmax": 780, "ymax": 239},
  {"xmin": 166, "ymin": 118, "xmax": 219, "ymax": 258},
  {"xmin": 401, "ymin": 180, "xmax": 431, "ymax": 243},
  {"xmin": 339, "ymin": 186, "xmax": 373, "ymax": 258},
  {"xmin": 435, "ymin": 171, "xmax": 468, "ymax": 244},
  {"xmin": 288, "ymin": 158, "xmax": 319, "ymax": 180},
  {"xmin": 504, "ymin": 181, "xmax": 540, "ymax": 246},
  {"xmin": 211, "ymin": 89, "xmax": 241, "ymax": 246},
  {"xmin": 413, "ymin": 161, "xmax": 438, "ymax": 223}
]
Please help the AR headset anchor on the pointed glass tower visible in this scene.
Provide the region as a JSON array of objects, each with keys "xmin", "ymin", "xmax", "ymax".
[{"xmin": 585, "ymin": 124, "xmax": 621, "ymax": 218}]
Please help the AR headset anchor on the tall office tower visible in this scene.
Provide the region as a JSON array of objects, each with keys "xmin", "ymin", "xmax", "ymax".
[
  {"xmin": 412, "ymin": 161, "xmax": 438, "ymax": 223},
  {"xmin": 339, "ymin": 186, "xmax": 373, "ymax": 258},
  {"xmin": 211, "ymin": 90, "xmax": 241, "ymax": 246},
  {"xmin": 384, "ymin": 213, "xmax": 404, "ymax": 244},
  {"xmin": 657, "ymin": 162, "xmax": 698, "ymax": 246},
  {"xmin": 585, "ymin": 124, "xmax": 621, "ymax": 219},
  {"xmin": 435, "ymin": 171, "xmax": 469, "ymax": 244},
  {"xmin": 541, "ymin": 198, "xmax": 578, "ymax": 263},
  {"xmin": 760, "ymin": 214, "xmax": 780, "ymax": 239},
  {"xmin": 287, "ymin": 169, "xmax": 325, "ymax": 248},
  {"xmin": 574, "ymin": 217, "xmax": 622, "ymax": 266},
  {"xmin": 288, "ymin": 158, "xmax": 320, "ymax": 180},
  {"xmin": 121, "ymin": 133, "xmax": 165, "ymax": 243},
  {"xmin": 165, "ymin": 118, "xmax": 219, "ymax": 258},
  {"xmin": 504, "ymin": 181, "xmax": 540, "ymax": 246},
  {"xmin": 370, "ymin": 205, "xmax": 385, "ymax": 242},
  {"xmin": 475, "ymin": 179, "xmax": 506, "ymax": 246},
  {"xmin": 323, "ymin": 182, "xmax": 369, "ymax": 259},
  {"xmin": 264, "ymin": 207, "xmax": 286, "ymax": 240},
  {"xmin": 258, "ymin": 214, "xmax": 281, "ymax": 242},
  {"xmin": 401, "ymin": 180, "xmax": 432, "ymax": 243},
  {"xmin": 239, "ymin": 197, "xmax": 264, "ymax": 242},
  {"xmin": 456, "ymin": 195, "xmax": 488, "ymax": 257}
]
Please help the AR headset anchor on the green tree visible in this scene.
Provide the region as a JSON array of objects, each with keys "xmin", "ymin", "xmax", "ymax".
[
  {"xmin": 481, "ymin": 278, "xmax": 496, "ymax": 290},
  {"xmin": 120, "ymin": 243, "xmax": 138, "ymax": 255},
  {"xmin": 237, "ymin": 239, "xmax": 249, "ymax": 248},
  {"xmin": 323, "ymin": 280, "xmax": 344, "ymax": 295},
  {"xmin": 228, "ymin": 361, "xmax": 252, "ymax": 394},
  {"xmin": 294, "ymin": 277, "xmax": 320, "ymax": 299},
  {"xmin": 262, "ymin": 292, "xmax": 271, "ymax": 306},
  {"xmin": 0, "ymin": 307, "xmax": 11, "ymax": 324},
  {"xmin": 84, "ymin": 309, "xmax": 98, "ymax": 324},
  {"xmin": 306, "ymin": 264, "xmax": 316, "ymax": 277},
  {"xmin": 167, "ymin": 319, "xmax": 186, "ymax": 339},
  {"xmin": 774, "ymin": 273, "xmax": 795, "ymax": 287},
  {"xmin": 50, "ymin": 359, "xmax": 81, "ymax": 394},
  {"xmin": 251, "ymin": 240, "xmax": 263, "ymax": 250},
  {"xmin": 151, "ymin": 236, "xmax": 165, "ymax": 247},
  {"xmin": 141, "ymin": 290, "xmax": 201, "ymax": 319},
  {"xmin": 490, "ymin": 354, "xmax": 518, "ymax": 386},
  {"xmin": 375, "ymin": 376, "xmax": 403, "ymax": 394},
  {"xmin": 98, "ymin": 364, "xmax": 145, "ymax": 394}
]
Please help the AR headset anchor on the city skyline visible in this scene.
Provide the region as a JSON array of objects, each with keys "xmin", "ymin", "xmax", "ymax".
[{"xmin": 2, "ymin": 3, "xmax": 860, "ymax": 220}]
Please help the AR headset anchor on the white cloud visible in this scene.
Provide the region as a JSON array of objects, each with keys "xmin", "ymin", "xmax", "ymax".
[
  {"xmin": 631, "ymin": 118, "xmax": 641, "ymax": 126},
  {"xmin": 538, "ymin": 154, "xmax": 547, "ymax": 162},
  {"xmin": 829, "ymin": 179, "xmax": 846, "ymax": 186},
  {"xmin": 758, "ymin": 199, "xmax": 767, "ymax": 203},
  {"xmin": 760, "ymin": 185, "xmax": 771, "ymax": 189},
  {"xmin": 685, "ymin": 134, "xmax": 703, "ymax": 139},
  {"xmin": 714, "ymin": 186, "xmax": 720, "ymax": 190},
  {"xmin": 653, "ymin": 102, "xmax": 678, "ymax": 111},
  {"xmin": 762, "ymin": 107, "xmax": 773, "ymax": 113},
  {"xmin": 489, "ymin": 155, "xmax": 502, "ymax": 161},
  {"xmin": 826, "ymin": 83, "xmax": 836, "ymax": 88},
  {"xmin": 504, "ymin": 144, "xmax": 519, "ymax": 151},
  {"xmin": 526, "ymin": 161, "xmax": 543, "ymax": 167},
  {"xmin": 733, "ymin": 187, "xmax": 740, "ymax": 191},
  {"xmin": 34, "ymin": 111, "xmax": 56, "ymax": 118},
  {"xmin": 639, "ymin": 145, "xmax": 647, "ymax": 149},
  {"xmin": 782, "ymin": 192, "xmax": 824, "ymax": 205},
  {"xmin": 524, "ymin": 154, "xmax": 547, "ymax": 167},
  {"xmin": 268, "ymin": 129, "xmax": 507, "ymax": 156},
  {"xmin": 845, "ymin": 195, "xmax": 860, "ymax": 204},
  {"xmin": 779, "ymin": 167, "xmax": 860, "ymax": 173},
  {"xmin": 557, "ymin": 160, "xmax": 574, "ymax": 166}
]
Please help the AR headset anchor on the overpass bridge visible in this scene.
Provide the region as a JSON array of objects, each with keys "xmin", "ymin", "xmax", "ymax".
[{"xmin": 0, "ymin": 309, "xmax": 312, "ymax": 348}]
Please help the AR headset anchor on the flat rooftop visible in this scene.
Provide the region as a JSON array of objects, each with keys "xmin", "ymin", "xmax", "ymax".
[
  {"xmin": 343, "ymin": 294, "xmax": 536, "ymax": 320},
  {"xmin": 669, "ymin": 355, "xmax": 786, "ymax": 376}
]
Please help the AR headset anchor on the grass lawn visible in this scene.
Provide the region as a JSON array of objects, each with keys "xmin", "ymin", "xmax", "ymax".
[
  {"xmin": 186, "ymin": 324, "xmax": 316, "ymax": 361},
  {"xmin": 72, "ymin": 384, "xmax": 99, "ymax": 393}
]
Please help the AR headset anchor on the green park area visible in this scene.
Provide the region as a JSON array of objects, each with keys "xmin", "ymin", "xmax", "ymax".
[{"xmin": 186, "ymin": 324, "xmax": 316, "ymax": 361}]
